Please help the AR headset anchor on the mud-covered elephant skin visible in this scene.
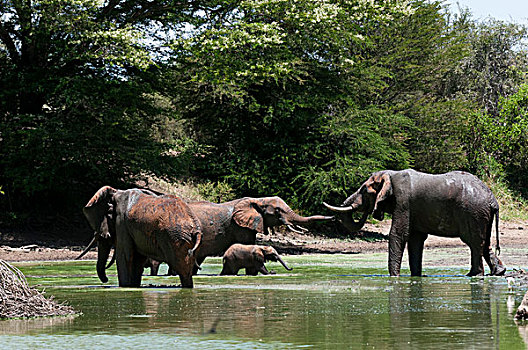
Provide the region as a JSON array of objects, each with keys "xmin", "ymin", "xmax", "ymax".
[
  {"xmin": 188, "ymin": 196, "xmax": 332, "ymax": 273},
  {"xmin": 325, "ymin": 169, "xmax": 506, "ymax": 277},
  {"xmin": 80, "ymin": 186, "xmax": 202, "ymax": 288},
  {"xmin": 220, "ymin": 243, "xmax": 292, "ymax": 275}
]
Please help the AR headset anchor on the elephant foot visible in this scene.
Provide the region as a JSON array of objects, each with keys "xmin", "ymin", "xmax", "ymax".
[
  {"xmin": 492, "ymin": 266, "xmax": 506, "ymax": 276},
  {"xmin": 516, "ymin": 307, "xmax": 528, "ymax": 320},
  {"xmin": 466, "ymin": 270, "xmax": 484, "ymax": 277}
]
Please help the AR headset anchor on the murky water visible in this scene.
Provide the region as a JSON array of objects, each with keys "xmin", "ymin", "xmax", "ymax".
[{"xmin": 2, "ymin": 254, "xmax": 528, "ymax": 349}]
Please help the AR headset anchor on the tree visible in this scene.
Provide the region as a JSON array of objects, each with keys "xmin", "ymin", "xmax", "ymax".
[
  {"xmin": 168, "ymin": 0, "xmax": 416, "ymax": 210},
  {"xmin": 0, "ymin": 0, "xmax": 204, "ymax": 210}
]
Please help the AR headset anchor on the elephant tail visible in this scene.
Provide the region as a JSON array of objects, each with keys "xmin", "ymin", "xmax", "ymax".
[
  {"xmin": 185, "ymin": 203, "xmax": 202, "ymax": 258},
  {"xmin": 495, "ymin": 209, "xmax": 501, "ymax": 256}
]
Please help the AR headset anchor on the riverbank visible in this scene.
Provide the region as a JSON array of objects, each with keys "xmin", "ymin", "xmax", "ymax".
[{"xmin": 1, "ymin": 220, "xmax": 527, "ymax": 270}]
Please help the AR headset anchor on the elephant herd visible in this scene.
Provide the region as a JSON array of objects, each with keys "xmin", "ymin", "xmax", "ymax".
[{"xmin": 79, "ymin": 169, "xmax": 507, "ymax": 288}]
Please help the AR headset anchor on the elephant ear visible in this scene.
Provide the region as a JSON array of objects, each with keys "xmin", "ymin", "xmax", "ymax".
[
  {"xmin": 233, "ymin": 198, "xmax": 264, "ymax": 233},
  {"xmin": 83, "ymin": 186, "xmax": 117, "ymax": 238},
  {"xmin": 252, "ymin": 247, "xmax": 266, "ymax": 263},
  {"xmin": 369, "ymin": 173, "xmax": 392, "ymax": 220}
]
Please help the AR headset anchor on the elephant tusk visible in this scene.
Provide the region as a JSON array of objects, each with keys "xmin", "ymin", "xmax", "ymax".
[
  {"xmin": 293, "ymin": 224, "xmax": 309, "ymax": 232},
  {"xmin": 287, "ymin": 224, "xmax": 304, "ymax": 234},
  {"xmin": 323, "ymin": 202, "xmax": 355, "ymax": 212},
  {"xmin": 105, "ymin": 248, "xmax": 116, "ymax": 269},
  {"xmin": 267, "ymin": 226, "xmax": 276, "ymax": 235},
  {"xmin": 75, "ymin": 235, "xmax": 97, "ymax": 260},
  {"xmin": 195, "ymin": 261, "xmax": 202, "ymax": 270}
]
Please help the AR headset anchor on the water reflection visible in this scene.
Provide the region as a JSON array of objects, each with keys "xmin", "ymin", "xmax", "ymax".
[
  {"xmin": 5, "ymin": 260, "xmax": 528, "ymax": 348},
  {"xmin": 0, "ymin": 315, "xmax": 76, "ymax": 335}
]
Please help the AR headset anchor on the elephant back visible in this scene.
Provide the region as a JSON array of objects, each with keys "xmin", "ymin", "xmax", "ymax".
[{"xmin": 126, "ymin": 190, "xmax": 202, "ymax": 251}]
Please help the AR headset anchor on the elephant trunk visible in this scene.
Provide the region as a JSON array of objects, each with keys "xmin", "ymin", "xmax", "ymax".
[
  {"xmin": 285, "ymin": 210, "xmax": 333, "ymax": 225},
  {"xmin": 276, "ymin": 255, "xmax": 293, "ymax": 271},
  {"xmin": 343, "ymin": 192, "xmax": 359, "ymax": 206},
  {"xmin": 346, "ymin": 211, "xmax": 370, "ymax": 233},
  {"xmin": 323, "ymin": 202, "xmax": 369, "ymax": 233},
  {"xmin": 96, "ymin": 239, "xmax": 113, "ymax": 283}
]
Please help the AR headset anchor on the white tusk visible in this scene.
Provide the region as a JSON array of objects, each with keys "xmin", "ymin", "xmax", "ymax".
[
  {"xmin": 293, "ymin": 224, "xmax": 309, "ymax": 232},
  {"xmin": 323, "ymin": 202, "xmax": 354, "ymax": 212},
  {"xmin": 287, "ymin": 224, "xmax": 304, "ymax": 234}
]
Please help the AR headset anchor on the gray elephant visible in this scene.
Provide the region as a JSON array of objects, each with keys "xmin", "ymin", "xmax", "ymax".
[
  {"xmin": 220, "ymin": 243, "xmax": 292, "ymax": 275},
  {"xmin": 324, "ymin": 169, "xmax": 506, "ymax": 277},
  {"xmin": 78, "ymin": 186, "xmax": 201, "ymax": 288},
  {"xmin": 187, "ymin": 196, "xmax": 333, "ymax": 273}
]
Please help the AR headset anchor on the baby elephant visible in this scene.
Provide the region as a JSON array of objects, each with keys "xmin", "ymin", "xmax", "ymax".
[{"xmin": 220, "ymin": 244, "xmax": 292, "ymax": 276}]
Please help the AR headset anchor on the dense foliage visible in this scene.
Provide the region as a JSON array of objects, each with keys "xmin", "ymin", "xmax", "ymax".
[{"xmin": 1, "ymin": 0, "xmax": 527, "ymax": 222}]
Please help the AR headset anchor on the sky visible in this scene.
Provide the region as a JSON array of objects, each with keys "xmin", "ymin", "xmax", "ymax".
[{"xmin": 445, "ymin": 0, "xmax": 528, "ymax": 24}]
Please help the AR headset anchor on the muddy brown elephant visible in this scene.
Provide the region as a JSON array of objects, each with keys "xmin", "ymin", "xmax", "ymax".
[
  {"xmin": 220, "ymin": 244, "xmax": 292, "ymax": 275},
  {"xmin": 188, "ymin": 196, "xmax": 333, "ymax": 273},
  {"xmin": 79, "ymin": 186, "xmax": 201, "ymax": 288},
  {"xmin": 324, "ymin": 169, "xmax": 506, "ymax": 277}
]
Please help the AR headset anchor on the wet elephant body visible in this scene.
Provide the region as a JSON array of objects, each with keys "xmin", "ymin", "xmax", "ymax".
[
  {"xmin": 325, "ymin": 169, "xmax": 506, "ymax": 277},
  {"xmin": 220, "ymin": 244, "xmax": 292, "ymax": 275},
  {"xmin": 81, "ymin": 186, "xmax": 201, "ymax": 288},
  {"xmin": 188, "ymin": 197, "xmax": 333, "ymax": 273}
]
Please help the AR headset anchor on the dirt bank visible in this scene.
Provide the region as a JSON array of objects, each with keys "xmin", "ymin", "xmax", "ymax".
[{"xmin": 1, "ymin": 220, "xmax": 527, "ymax": 268}]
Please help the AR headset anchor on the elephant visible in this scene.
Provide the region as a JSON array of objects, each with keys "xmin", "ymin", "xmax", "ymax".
[
  {"xmin": 324, "ymin": 169, "xmax": 506, "ymax": 277},
  {"xmin": 144, "ymin": 258, "xmax": 161, "ymax": 276},
  {"xmin": 186, "ymin": 196, "xmax": 333, "ymax": 273},
  {"xmin": 144, "ymin": 258, "xmax": 178, "ymax": 276},
  {"xmin": 516, "ymin": 290, "xmax": 528, "ymax": 319},
  {"xmin": 220, "ymin": 243, "xmax": 293, "ymax": 275},
  {"xmin": 78, "ymin": 186, "xmax": 202, "ymax": 288}
]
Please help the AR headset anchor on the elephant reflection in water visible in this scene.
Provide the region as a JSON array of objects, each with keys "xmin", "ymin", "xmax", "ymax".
[
  {"xmin": 386, "ymin": 280, "xmax": 497, "ymax": 348},
  {"xmin": 136, "ymin": 289, "xmax": 271, "ymax": 336},
  {"xmin": 514, "ymin": 289, "xmax": 528, "ymax": 346}
]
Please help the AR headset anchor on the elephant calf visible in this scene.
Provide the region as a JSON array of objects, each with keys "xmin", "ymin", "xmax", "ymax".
[{"xmin": 220, "ymin": 244, "xmax": 292, "ymax": 276}]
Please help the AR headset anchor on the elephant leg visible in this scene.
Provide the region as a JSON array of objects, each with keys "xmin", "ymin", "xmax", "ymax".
[
  {"xmin": 483, "ymin": 247, "xmax": 506, "ymax": 276},
  {"xmin": 168, "ymin": 256, "xmax": 194, "ymax": 288},
  {"xmin": 117, "ymin": 249, "xmax": 146, "ymax": 287},
  {"xmin": 388, "ymin": 212, "xmax": 410, "ymax": 276},
  {"xmin": 407, "ymin": 232, "xmax": 427, "ymax": 276},
  {"xmin": 258, "ymin": 264, "xmax": 270, "ymax": 275},
  {"xmin": 466, "ymin": 242, "xmax": 485, "ymax": 276},
  {"xmin": 220, "ymin": 263, "xmax": 238, "ymax": 275},
  {"xmin": 245, "ymin": 267, "xmax": 259, "ymax": 276},
  {"xmin": 178, "ymin": 271, "xmax": 193, "ymax": 288},
  {"xmin": 115, "ymin": 229, "xmax": 145, "ymax": 287},
  {"xmin": 150, "ymin": 260, "xmax": 160, "ymax": 276}
]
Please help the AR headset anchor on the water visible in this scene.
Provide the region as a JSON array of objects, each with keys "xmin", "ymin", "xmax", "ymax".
[{"xmin": 2, "ymin": 254, "xmax": 528, "ymax": 349}]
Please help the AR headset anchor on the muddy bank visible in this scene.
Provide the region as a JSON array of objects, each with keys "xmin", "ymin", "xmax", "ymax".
[{"xmin": 1, "ymin": 220, "xmax": 527, "ymax": 269}]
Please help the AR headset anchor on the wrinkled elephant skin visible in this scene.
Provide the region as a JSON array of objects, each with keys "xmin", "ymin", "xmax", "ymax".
[
  {"xmin": 189, "ymin": 196, "xmax": 332, "ymax": 273},
  {"xmin": 82, "ymin": 186, "xmax": 201, "ymax": 288},
  {"xmin": 325, "ymin": 169, "xmax": 506, "ymax": 277}
]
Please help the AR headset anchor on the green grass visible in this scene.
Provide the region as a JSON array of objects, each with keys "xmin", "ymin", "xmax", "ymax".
[{"xmin": 486, "ymin": 177, "xmax": 528, "ymax": 221}]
